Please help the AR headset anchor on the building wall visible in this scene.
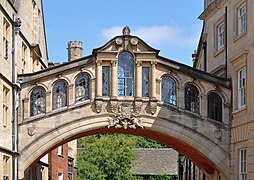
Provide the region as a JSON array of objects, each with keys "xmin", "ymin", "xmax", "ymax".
[
  {"xmin": 196, "ymin": 0, "xmax": 254, "ymax": 179},
  {"xmin": 0, "ymin": 0, "xmax": 48, "ymax": 179},
  {"xmin": 48, "ymin": 143, "xmax": 68, "ymax": 180}
]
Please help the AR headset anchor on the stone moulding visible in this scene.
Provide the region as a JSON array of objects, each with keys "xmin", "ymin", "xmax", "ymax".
[{"xmin": 108, "ymin": 102, "xmax": 144, "ymax": 129}]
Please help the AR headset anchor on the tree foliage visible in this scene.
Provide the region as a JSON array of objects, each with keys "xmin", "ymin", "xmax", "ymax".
[
  {"xmin": 77, "ymin": 134, "xmax": 138, "ymax": 180},
  {"xmin": 77, "ymin": 134, "xmax": 170, "ymax": 180}
]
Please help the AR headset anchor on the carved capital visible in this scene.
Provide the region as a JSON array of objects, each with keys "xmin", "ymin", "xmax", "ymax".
[
  {"xmin": 151, "ymin": 61, "xmax": 157, "ymax": 68},
  {"xmin": 111, "ymin": 60, "xmax": 117, "ymax": 67},
  {"xmin": 136, "ymin": 61, "xmax": 142, "ymax": 67},
  {"xmin": 96, "ymin": 60, "xmax": 102, "ymax": 66}
]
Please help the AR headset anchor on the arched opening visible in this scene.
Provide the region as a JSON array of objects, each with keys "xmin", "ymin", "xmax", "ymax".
[{"xmin": 21, "ymin": 127, "xmax": 227, "ymax": 180}]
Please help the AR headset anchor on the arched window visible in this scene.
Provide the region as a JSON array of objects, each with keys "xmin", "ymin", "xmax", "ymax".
[
  {"xmin": 118, "ymin": 51, "xmax": 134, "ymax": 96},
  {"xmin": 75, "ymin": 74, "xmax": 90, "ymax": 102},
  {"xmin": 52, "ymin": 81, "xmax": 67, "ymax": 110},
  {"xmin": 185, "ymin": 84, "xmax": 199, "ymax": 113},
  {"xmin": 161, "ymin": 76, "xmax": 176, "ymax": 105},
  {"xmin": 30, "ymin": 87, "xmax": 46, "ymax": 116},
  {"xmin": 208, "ymin": 92, "xmax": 222, "ymax": 122}
]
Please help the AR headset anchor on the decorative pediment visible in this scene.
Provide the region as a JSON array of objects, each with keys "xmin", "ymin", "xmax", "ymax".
[{"xmin": 92, "ymin": 26, "xmax": 160, "ymax": 55}]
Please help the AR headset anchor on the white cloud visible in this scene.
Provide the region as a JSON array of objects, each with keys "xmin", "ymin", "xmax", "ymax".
[{"xmin": 100, "ymin": 25, "xmax": 201, "ymax": 47}]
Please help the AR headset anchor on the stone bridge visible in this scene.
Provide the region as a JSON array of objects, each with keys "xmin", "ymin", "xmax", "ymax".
[{"xmin": 17, "ymin": 28, "xmax": 231, "ymax": 179}]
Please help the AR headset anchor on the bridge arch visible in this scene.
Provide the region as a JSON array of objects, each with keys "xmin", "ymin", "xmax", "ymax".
[
  {"xmin": 18, "ymin": 112, "xmax": 229, "ymax": 179},
  {"xmin": 18, "ymin": 31, "xmax": 232, "ymax": 179}
]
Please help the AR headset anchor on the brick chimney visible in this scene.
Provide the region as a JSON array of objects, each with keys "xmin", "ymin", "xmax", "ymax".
[{"xmin": 67, "ymin": 41, "xmax": 83, "ymax": 61}]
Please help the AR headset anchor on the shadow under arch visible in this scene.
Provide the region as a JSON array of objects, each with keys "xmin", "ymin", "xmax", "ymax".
[{"xmin": 18, "ymin": 114, "xmax": 229, "ymax": 179}]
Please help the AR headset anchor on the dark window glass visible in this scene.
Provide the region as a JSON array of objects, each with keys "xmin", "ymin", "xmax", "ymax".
[
  {"xmin": 75, "ymin": 74, "xmax": 90, "ymax": 102},
  {"xmin": 142, "ymin": 67, "xmax": 150, "ymax": 97},
  {"xmin": 102, "ymin": 66, "xmax": 110, "ymax": 96},
  {"xmin": 161, "ymin": 76, "xmax": 176, "ymax": 105},
  {"xmin": 208, "ymin": 92, "xmax": 222, "ymax": 122},
  {"xmin": 30, "ymin": 87, "xmax": 46, "ymax": 116},
  {"xmin": 52, "ymin": 81, "xmax": 67, "ymax": 110},
  {"xmin": 185, "ymin": 84, "xmax": 199, "ymax": 113},
  {"xmin": 118, "ymin": 51, "xmax": 134, "ymax": 96}
]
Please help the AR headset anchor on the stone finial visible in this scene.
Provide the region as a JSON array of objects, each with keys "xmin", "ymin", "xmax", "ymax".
[{"xmin": 122, "ymin": 26, "xmax": 130, "ymax": 35}]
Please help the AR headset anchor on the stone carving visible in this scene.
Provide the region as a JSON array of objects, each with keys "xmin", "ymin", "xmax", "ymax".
[
  {"xmin": 214, "ymin": 129, "xmax": 222, "ymax": 139},
  {"xmin": 108, "ymin": 102, "xmax": 143, "ymax": 129},
  {"xmin": 95, "ymin": 100, "xmax": 103, "ymax": 113},
  {"xmin": 150, "ymin": 101, "xmax": 157, "ymax": 115},
  {"xmin": 115, "ymin": 37, "xmax": 123, "ymax": 45},
  {"xmin": 134, "ymin": 101, "xmax": 142, "ymax": 114},
  {"xmin": 27, "ymin": 127, "xmax": 35, "ymax": 136},
  {"xmin": 110, "ymin": 101, "xmax": 118, "ymax": 113}
]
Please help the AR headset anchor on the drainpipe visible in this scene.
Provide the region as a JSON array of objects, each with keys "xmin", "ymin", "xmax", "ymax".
[
  {"xmin": 202, "ymin": 41, "xmax": 207, "ymax": 72},
  {"xmin": 12, "ymin": 15, "xmax": 21, "ymax": 180},
  {"xmin": 225, "ymin": 6, "xmax": 228, "ymax": 78}
]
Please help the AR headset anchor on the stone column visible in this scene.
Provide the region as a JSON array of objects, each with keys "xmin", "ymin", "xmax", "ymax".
[
  {"xmin": 111, "ymin": 60, "xmax": 118, "ymax": 97},
  {"xmin": 136, "ymin": 61, "xmax": 142, "ymax": 98},
  {"xmin": 23, "ymin": 98, "xmax": 29, "ymax": 119},
  {"xmin": 151, "ymin": 61, "xmax": 157, "ymax": 98},
  {"xmin": 96, "ymin": 60, "xmax": 102, "ymax": 97}
]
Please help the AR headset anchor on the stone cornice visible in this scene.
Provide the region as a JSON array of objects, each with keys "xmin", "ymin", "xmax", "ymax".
[{"xmin": 199, "ymin": 0, "xmax": 228, "ymax": 20}]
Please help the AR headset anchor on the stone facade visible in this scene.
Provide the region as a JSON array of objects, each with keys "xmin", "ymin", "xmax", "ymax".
[
  {"xmin": 195, "ymin": 0, "xmax": 254, "ymax": 179},
  {"xmin": 17, "ymin": 28, "xmax": 231, "ymax": 179}
]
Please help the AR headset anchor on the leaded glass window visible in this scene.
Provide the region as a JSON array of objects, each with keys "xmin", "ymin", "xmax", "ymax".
[
  {"xmin": 75, "ymin": 74, "xmax": 90, "ymax": 102},
  {"xmin": 30, "ymin": 87, "xmax": 46, "ymax": 116},
  {"xmin": 102, "ymin": 66, "xmax": 110, "ymax": 96},
  {"xmin": 142, "ymin": 67, "xmax": 150, "ymax": 97},
  {"xmin": 161, "ymin": 76, "xmax": 176, "ymax": 105},
  {"xmin": 52, "ymin": 81, "xmax": 67, "ymax": 110},
  {"xmin": 118, "ymin": 51, "xmax": 134, "ymax": 96},
  {"xmin": 185, "ymin": 84, "xmax": 199, "ymax": 113},
  {"xmin": 208, "ymin": 92, "xmax": 222, "ymax": 122}
]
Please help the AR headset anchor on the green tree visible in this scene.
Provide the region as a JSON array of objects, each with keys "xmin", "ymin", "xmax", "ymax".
[{"xmin": 77, "ymin": 134, "xmax": 138, "ymax": 180}]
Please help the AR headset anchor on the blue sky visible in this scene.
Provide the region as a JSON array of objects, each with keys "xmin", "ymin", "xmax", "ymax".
[{"xmin": 43, "ymin": 1, "xmax": 204, "ymax": 66}]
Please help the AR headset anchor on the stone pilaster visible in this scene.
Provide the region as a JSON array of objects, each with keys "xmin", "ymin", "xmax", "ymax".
[
  {"xmin": 111, "ymin": 60, "xmax": 118, "ymax": 97},
  {"xmin": 96, "ymin": 60, "xmax": 102, "ymax": 97},
  {"xmin": 136, "ymin": 61, "xmax": 142, "ymax": 98},
  {"xmin": 46, "ymin": 90, "xmax": 51, "ymax": 113},
  {"xmin": 68, "ymin": 84, "xmax": 74, "ymax": 105},
  {"xmin": 151, "ymin": 61, "xmax": 157, "ymax": 98}
]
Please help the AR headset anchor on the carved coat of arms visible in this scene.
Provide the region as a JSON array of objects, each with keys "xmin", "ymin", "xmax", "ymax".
[{"xmin": 108, "ymin": 102, "xmax": 143, "ymax": 129}]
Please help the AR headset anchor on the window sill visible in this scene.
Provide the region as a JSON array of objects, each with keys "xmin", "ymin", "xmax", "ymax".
[
  {"xmin": 232, "ymin": 106, "xmax": 247, "ymax": 116},
  {"xmin": 30, "ymin": 113, "xmax": 46, "ymax": 120},
  {"xmin": 58, "ymin": 154, "xmax": 64, "ymax": 158},
  {"xmin": 214, "ymin": 47, "xmax": 224, "ymax": 57},
  {"xmin": 234, "ymin": 31, "xmax": 247, "ymax": 43}
]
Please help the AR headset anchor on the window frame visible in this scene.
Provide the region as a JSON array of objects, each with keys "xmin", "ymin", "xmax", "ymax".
[
  {"xmin": 3, "ymin": 86, "xmax": 10, "ymax": 128},
  {"xmin": 238, "ymin": 67, "xmax": 246, "ymax": 108},
  {"xmin": 184, "ymin": 84, "xmax": 200, "ymax": 114},
  {"xmin": 30, "ymin": 87, "xmax": 46, "ymax": 117},
  {"xmin": 161, "ymin": 76, "xmax": 177, "ymax": 106},
  {"xmin": 75, "ymin": 73, "xmax": 90, "ymax": 102},
  {"xmin": 102, "ymin": 66, "xmax": 110, "ymax": 96},
  {"xmin": 142, "ymin": 67, "xmax": 150, "ymax": 97},
  {"xmin": 239, "ymin": 148, "xmax": 247, "ymax": 180},
  {"xmin": 52, "ymin": 80, "xmax": 68, "ymax": 110},
  {"xmin": 237, "ymin": 2, "xmax": 247, "ymax": 35},
  {"xmin": 217, "ymin": 22, "xmax": 225, "ymax": 51},
  {"xmin": 207, "ymin": 92, "xmax": 222, "ymax": 122},
  {"xmin": 117, "ymin": 51, "xmax": 134, "ymax": 96}
]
